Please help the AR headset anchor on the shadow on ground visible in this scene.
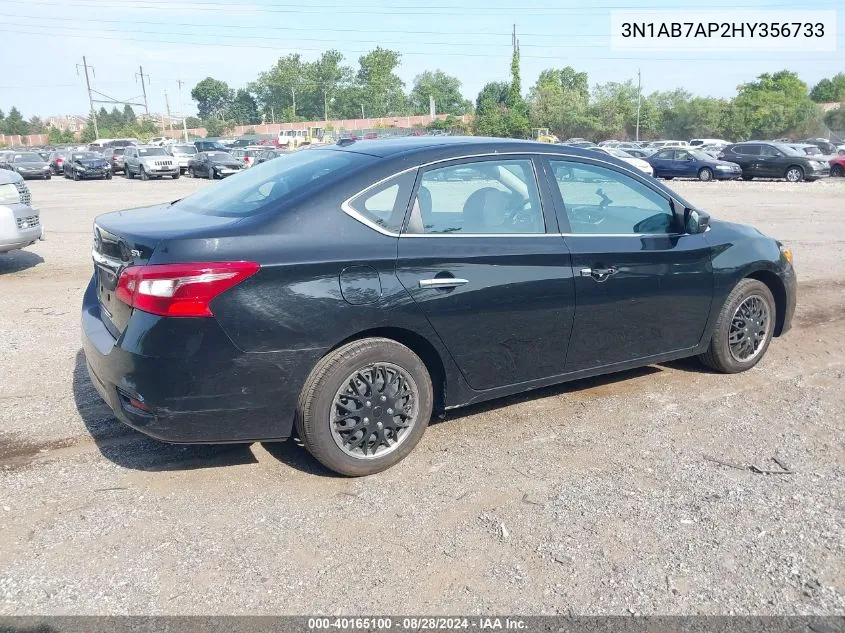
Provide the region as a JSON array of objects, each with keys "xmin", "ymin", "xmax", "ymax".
[
  {"xmin": 73, "ymin": 347, "xmax": 707, "ymax": 476},
  {"xmin": 72, "ymin": 349, "xmax": 258, "ymax": 472},
  {"xmin": 0, "ymin": 249, "xmax": 43, "ymax": 274}
]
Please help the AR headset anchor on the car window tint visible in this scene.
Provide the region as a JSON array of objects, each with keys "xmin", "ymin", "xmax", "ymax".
[
  {"xmin": 676, "ymin": 150, "xmax": 691, "ymax": 160},
  {"xmin": 760, "ymin": 145, "xmax": 781, "ymax": 157},
  {"xmin": 550, "ymin": 160, "xmax": 674, "ymax": 235},
  {"xmin": 407, "ymin": 159, "xmax": 544, "ymax": 235},
  {"xmin": 347, "ymin": 171, "xmax": 415, "ymax": 233},
  {"xmin": 655, "ymin": 150, "xmax": 673, "ymax": 160},
  {"xmin": 738, "ymin": 144, "xmax": 760, "ymax": 156}
]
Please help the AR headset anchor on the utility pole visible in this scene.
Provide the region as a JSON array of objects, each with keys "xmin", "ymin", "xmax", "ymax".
[
  {"xmin": 361, "ymin": 104, "xmax": 365, "ymax": 119},
  {"xmin": 136, "ymin": 65, "xmax": 150, "ymax": 115},
  {"xmin": 163, "ymin": 88, "xmax": 173, "ymax": 130},
  {"xmin": 635, "ymin": 68, "xmax": 642, "ymax": 142},
  {"xmin": 176, "ymin": 79, "xmax": 189, "ymax": 142},
  {"xmin": 271, "ymin": 105, "xmax": 275, "ymax": 124},
  {"xmin": 77, "ymin": 56, "xmax": 98, "ymax": 139}
]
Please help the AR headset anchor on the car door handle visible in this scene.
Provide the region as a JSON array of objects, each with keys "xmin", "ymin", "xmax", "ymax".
[
  {"xmin": 419, "ymin": 278, "xmax": 469, "ymax": 289},
  {"xmin": 580, "ymin": 267, "xmax": 618, "ymax": 282}
]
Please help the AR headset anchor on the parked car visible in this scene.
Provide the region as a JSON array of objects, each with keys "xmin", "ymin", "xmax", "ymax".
[
  {"xmin": 123, "ymin": 146, "xmax": 179, "ymax": 180},
  {"xmin": 147, "ymin": 137, "xmax": 169, "ymax": 147},
  {"xmin": 194, "ymin": 140, "xmax": 230, "ymax": 153},
  {"xmin": 788, "ymin": 143, "xmax": 823, "ymax": 157},
  {"xmin": 719, "ymin": 142, "xmax": 830, "ymax": 182},
  {"xmin": 0, "ymin": 169, "xmax": 42, "ymax": 253},
  {"xmin": 589, "ymin": 146, "xmax": 653, "ymax": 176},
  {"xmin": 47, "ymin": 151, "xmax": 67, "ymax": 175},
  {"xmin": 167, "ymin": 144, "xmax": 198, "ymax": 174},
  {"xmin": 35, "ymin": 150, "xmax": 51, "ymax": 162},
  {"xmin": 797, "ymin": 138, "xmax": 837, "ymax": 155},
  {"xmin": 689, "ymin": 138, "xmax": 730, "ymax": 147},
  {"xmin": 82, "ymin": 137, "xmax": 796, "ymax": 476},
  {"xmin": 277, "ymin": 129, "xmax": 309, "ymax": 149},
  {"xmin": 648, "ymin": 148, "xmax": 741, "ymax": 181},
  {"xmin": 187, "ymin": 151, "xmax": 243, "ymax": 179},
  {"xmin": 3, "ymin": 152, "xmax": 51, "ymax": 180},
  {"xmin": 254, "ymin": 148, "xmax": 286, "ymax": 165},
  {"xmin": 624, "ymin": 148, "xmax": 653, "ymax": 158},
  {"xmin": 645, "ymin": 140, "xmax": 689, "ymax": 151},
  {"xmin": 230, "ymin": 147, "xmax": 264, "ymax": 168},
  {"xmin": 64, "ymin": 151, "xmax": 111, "ymax": 181},
  {"xmin": 101, "ymin": 148, "xmax": 127, "ymax": 174},
  {"xmin": 829, "ymin": 155, "xmax": 845, "ymax": 177}
]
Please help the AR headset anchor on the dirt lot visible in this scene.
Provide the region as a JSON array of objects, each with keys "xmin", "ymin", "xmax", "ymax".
[{"xmin": 1, "ymin": 176, "xmax": 844, "ymax": 615}]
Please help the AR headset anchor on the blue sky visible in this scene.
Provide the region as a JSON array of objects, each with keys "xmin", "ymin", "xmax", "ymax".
[{"xmin": 0, "ymin": 0, "xmax": 841, "ymax": 118}]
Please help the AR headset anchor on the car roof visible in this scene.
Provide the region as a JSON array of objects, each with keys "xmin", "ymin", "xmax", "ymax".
[{"xmin": 314, "ymin": 136, "xmax": 619, "ymax": 160}]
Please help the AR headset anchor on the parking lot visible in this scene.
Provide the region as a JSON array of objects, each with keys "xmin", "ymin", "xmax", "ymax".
[{"xmin": 1, "ymin": 175, "xmax": 844, "ymax": 614}]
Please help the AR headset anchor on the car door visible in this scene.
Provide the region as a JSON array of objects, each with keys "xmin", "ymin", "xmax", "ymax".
[
  {"xmin": 757, "ymin": 144, "xmax": 784, "ymax": 177},
  {"xmin": 395, "ymin": 155, "xmax": 576, "ymax": 392},
  {"xmin": 546, "ymin": 157, "xmax": 714, "ymax": 371},
  {"xmin": 649, "ymin": 150, "xmax": 674, "ymax": 177},
  {"xmin": 736, "ymin": 144, "xmax": 761, "ymax": 175},
  {"xmin": 674, "ymin": 149, "xmax": 697, "ymax": 177}
]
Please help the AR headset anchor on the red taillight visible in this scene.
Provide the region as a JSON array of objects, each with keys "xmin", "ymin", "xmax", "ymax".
[
  {"xmin": 244, "ymin": 156, "xmax": 251, "ymax": 163},
  {"xmin": 116, "ymin": 261, "xmax": 260, "ymax": 318},
  {"xmin": 56, "ymin": 157, "xmax": 63, "ymax": 164},
  {"xmin": 717, "ymin": 152, "xmax": 725, "ymax": 159}
]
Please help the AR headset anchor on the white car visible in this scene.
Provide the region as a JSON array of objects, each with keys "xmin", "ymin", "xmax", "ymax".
[
  {"xmin": 277, "ymin": 129, "xmax": 309, "ymax": 149},
  {"xmin": 690, "ymin": 138, "xmax": 731, "ymax": 147},
  {"xmin": 167, "ymin": 144, "xmax": 198, "ymax": 173},
  {"xmin": 590, "ymin": 146, "xmax": 654, "ymax": 176},
  {"xmin": 0, "ymin": 170, "xmax": 42, "ymax": 253}
]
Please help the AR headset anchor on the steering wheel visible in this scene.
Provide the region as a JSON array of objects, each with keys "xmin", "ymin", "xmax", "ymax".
[{"xmin": 506, "ymin": 197, "xmax": 541, "ymax": 231}]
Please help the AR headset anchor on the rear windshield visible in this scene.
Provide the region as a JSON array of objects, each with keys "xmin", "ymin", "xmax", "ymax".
[
  {"xmin": 175, "ymin": 149, "xmax": 376, "ymax": 217},
  {"xmin": 173, "ymin": 145, "xmax": 196, "ymax": 154},
  {"xmin": 13, "ymin": 153, "xmax": 42, "ymax": 162},
  {"xmin": 112, "ymin": 148, "xmax": 125, "ymax": 156}
]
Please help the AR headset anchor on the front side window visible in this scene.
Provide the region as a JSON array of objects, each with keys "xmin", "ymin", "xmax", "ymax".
[
  {"xmin": 405, "ymin": 159, "xmax": 544, "ymax": 235},
  {"xmin": 760, "ymin": 145, "xmax": 782, "ymax": 157},
  {"xmin": 551, "ymin": 160, "xmax": 675, "ymax": 235}
]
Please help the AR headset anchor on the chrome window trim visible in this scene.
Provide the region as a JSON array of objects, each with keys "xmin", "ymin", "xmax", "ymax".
[{"xmin": 340, "ymin": 150, "xmax": 661, "ymax": 238}]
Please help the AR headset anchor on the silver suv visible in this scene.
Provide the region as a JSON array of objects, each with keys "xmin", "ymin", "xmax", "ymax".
[
  {"xmin": 0, "ymin": 169, "xmax": 42, "ymax": 253},
  {"xmin": 123, "ymin": 145, "xmax": 180, "ymax": 180}
]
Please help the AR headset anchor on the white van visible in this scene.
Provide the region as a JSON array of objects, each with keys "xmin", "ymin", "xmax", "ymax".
[
  {"xmin": 690, "ymin": 138, "xmax": 730, "ymax": 147},
  {"xmin": 277, "ymin": 129, "xmax": 309, "ymax": 149}
]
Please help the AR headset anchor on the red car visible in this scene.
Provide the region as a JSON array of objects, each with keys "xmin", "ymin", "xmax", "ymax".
[{"xmin": 829, "ymin": 155, "xmax": 845, "ymax": 177}]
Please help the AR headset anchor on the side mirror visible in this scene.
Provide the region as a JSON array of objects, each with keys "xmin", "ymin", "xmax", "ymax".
[{"xmin": 684, "ymin": 208, "xmax": 710, "ymax": 234}]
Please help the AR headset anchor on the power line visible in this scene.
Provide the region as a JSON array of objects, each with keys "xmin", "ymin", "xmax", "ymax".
[
  {"xmin": 1, "ymin": 26, "xmax": 839, "ymax": 63},
  {"xmin": 12, "ymin": 0, "xmax": 839, "ymax": 15}
]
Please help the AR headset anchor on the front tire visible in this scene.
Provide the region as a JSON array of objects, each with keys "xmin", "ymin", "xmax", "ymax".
[
  {"xmin": 785, "ymin": 166, "xmax": 804, "ymax": 182},
  {"xmin": 699, "ymin": 279, "xmax": 776, "ymax": 374},
  {"xmin": 698, "ymin": 167, "xmax": 713, "ymax": 182},
  {"xmin": 73, "ymin": 170, "xmax": 80, "ymax": 181},
  {"xmin": 172, "ymin": 172, "xmax": 180, "ymax": 179},
  {"xmin": 295, "ymin": 338, "xmax": 434, "ymax": 477},
  {"xmin": 140, "ymin": 166, "xmax": 149, "ymax": 181}
]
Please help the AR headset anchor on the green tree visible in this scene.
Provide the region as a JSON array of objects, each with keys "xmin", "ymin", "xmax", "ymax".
[
  {"xmin": 191, "ymin": 77, "xmax": 233, "ymax": 119},
  {"xmin": 47, "ymin": 127, "xmax": 76, "ymax": 144},
  {"xmin": 28, "ymin": 116, "xmax": 46, "ymax": 134},
  {"xmin": 227, "ymin": 89, "xmax": 260, "ymax": 125},
  {"xmin": 3, "ymin": 107, "xmax": 30, "ymax": 135},
  {"xmin": 725, "ymin": 70, "xmax": 822, "ymax": 140},
  {"xmin": 202, "ymin": 117, "xmax": 231, "ymax": 137},
  {"xmin": 810, "ymin": 74, "xmax": 845, "ymax": 103},
  {"xmin": 409, "ymin": 70, "xmax": 471, "ymax": 116},
  {"xmin": 356, "ymin": 48, "xmax": 406, "ymax": 117},
  {"xmin": 824, "ymin": 105, "xmax": 845, "ymax": 130},
  {"xmin": 253, "ymin": 54, "xmax": 307, "ymax": 121},
  {"xmin": 123, "ymin": 105, "xmax": 137, "ymax": 125},
  {"xmin": 527, "ymin": 67, "xmax": 591, "ymax": 139},
  {"xmin": 185, "ymin": 116, "xmax": 202, "ymax": 128},
  {"xmin": 307, "ymin": 50, "xmax": 353, "ymax": 120}
]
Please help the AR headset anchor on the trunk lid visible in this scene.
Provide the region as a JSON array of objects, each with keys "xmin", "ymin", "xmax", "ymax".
[{"xmin": 92, "ymin": 203, "xmax": 244, "ymax": 337}]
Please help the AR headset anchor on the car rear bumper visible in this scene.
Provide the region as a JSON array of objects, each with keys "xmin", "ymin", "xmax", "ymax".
[{"xmin": 81, "ymin": 275, "xmax": 319, "ymax": 443}]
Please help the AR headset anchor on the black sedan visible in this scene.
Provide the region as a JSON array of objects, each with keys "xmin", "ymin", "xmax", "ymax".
[
  {"xmin": 4, "ymin": 151, "xmax": 52, "ymax": 180},
  {"xmin": 83, "ymin": 137, "xmax": 796, "ymax": 476},
  {"xmin": 187, "ymin": 151, "xmax": 242, "ymax": 179},
  {"xmin": 648, "ymin": 148, "xmax": 741, "ymax": 181},
  {"xmin": 64, "ymin": 151, "xmax": 112, "ymax": 180},
  {"xmin": 718, "ymin": 142, "xmax": 830, "ymax": 182}
]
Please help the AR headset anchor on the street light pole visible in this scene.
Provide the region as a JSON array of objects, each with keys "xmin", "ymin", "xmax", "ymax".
[{"xmin": 635, "ymin": 68, "xmax": 642, "ymax": 142}]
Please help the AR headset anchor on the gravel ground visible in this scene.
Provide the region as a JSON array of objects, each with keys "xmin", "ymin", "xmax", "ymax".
[{"xmin": 0, "ymin": 175, "xmax": 843, "ymax": 615}]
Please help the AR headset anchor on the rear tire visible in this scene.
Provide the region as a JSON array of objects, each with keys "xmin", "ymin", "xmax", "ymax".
[
  {"xmin": 698, "ymin": 279, "xmax": 776, "ymax": 374},
  {"xmin": 698, "ymin": 167, "xmax": 713, "ymax": 182},
  {"xmin": 831, "ymin": 164, "xmax": 844, "ymax": 177},
  {"xmin": 295, "ymin": 338, "xmax": 433, "ymax": 477}
]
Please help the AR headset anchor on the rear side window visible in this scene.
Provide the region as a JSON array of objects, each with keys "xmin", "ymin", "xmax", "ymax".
[
  {"xmin": 346, "ymin": 171, "xmax": 416, "ymax": 234},
  {"xmin": 736, "ymin": 144, "xmax": 760, "ymax": 156}
]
